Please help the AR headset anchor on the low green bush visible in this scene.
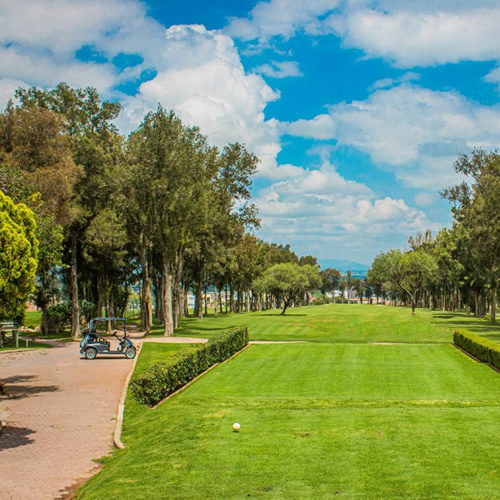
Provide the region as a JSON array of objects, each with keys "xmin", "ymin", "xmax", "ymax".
[
  {"xmin": 454, "ymin": 329, "xmax": 500, "ymax": 370},
  {"xmin": 131, "ymin": 326, "xmax": 248, "ymax": 406},
  {"xmin": 46, "ymin": 303, "xmax": 72, "ymax": 334}
]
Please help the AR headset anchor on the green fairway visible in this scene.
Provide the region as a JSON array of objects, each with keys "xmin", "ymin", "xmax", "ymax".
[
  {"xmin": 172, "ymin": 304, "xmax": 500, "ymax": 344},
  {"xmin": 78, "ymin": 331, "xmax": 500, "ymax": 499}
]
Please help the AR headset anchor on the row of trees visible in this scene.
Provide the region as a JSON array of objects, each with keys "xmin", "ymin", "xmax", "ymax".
[
  {"xmin": 0, "ymin": 83, "xmax": 326, "ymax": 334},
  {"xmin": 367, "ymin": 148, "xmax": 500, "ymax": 324}
]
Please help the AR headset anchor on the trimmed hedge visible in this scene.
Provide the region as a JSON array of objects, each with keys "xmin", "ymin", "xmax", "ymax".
[
  {"xmin": 454, "ymin": 329, "xmax": 500, "ymax": 370},
  {"xmin": 131, "ymin": 326, "xmax": 248, "ymax": 406}
]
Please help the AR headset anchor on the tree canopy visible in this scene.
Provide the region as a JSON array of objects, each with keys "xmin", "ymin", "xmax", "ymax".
[
  {"xmin": 253, "ymin": 263, "xmax": 321, "ymax": 315},
  {"xmin": 0, "ymin": 190, "xmax": 38, "ymax": 320}
]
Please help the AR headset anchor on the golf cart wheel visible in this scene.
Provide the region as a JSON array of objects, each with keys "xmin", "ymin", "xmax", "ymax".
[
  {"xmin": 85, "ymin": 347, "xmax": 98, "ymax": 360},
  {"xmin": 124, "ymin": 346, "xmax": 136, "ymax": 359}
]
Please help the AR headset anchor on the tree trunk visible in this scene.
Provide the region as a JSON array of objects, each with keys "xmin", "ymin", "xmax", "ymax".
[
  {"xmin": 179, "ymin": 283, "xmax": 186, "ymax": 319},
  {"xmin": 71, "ymin": 236, "xmax": 81, "ymax": 338},
  {"xmin": 163, "ymin": 262, "xmax": 174, "ymax": 336},
  {"xmin": 184, "ymin": 285, "xmax": 189, "ymax": 317},
  {"xmin": 172, "ymin": 253, "xmax": 183, "ymax": 330},
  {"xmin": 490, "ymin": 281, "xmax": 497, "ymax": 324},
  {"xmin": 173, "ymin": 280, "xmax": 180, "ymax": 329},
  {"xmin": 204, "ymin": 286, "xmax": 208, "ymax": 316},
  {"xmin": 153, "ymin": 274, "xmax": 161, "ymax": 321},
  {"xmin": 230, "ymin": 285, "xmax": 235, "ymax": 313},
  {"xmin": 140, "ymin": 249, "xmax": 153, "ymax": 333},
  {"xmin": 41, "ymin": 304, "xmax": 49, "ymax": 335},
  {"xmin": 196, "ymin": 281, "xmax": 203, "ymax": 319},
  {"xmin": 218, "ymin": 289, "xmax": 223, "ymax": 314},
  {"xmin": 106, "ymin": 296, "xmax": 115, "ymax": 333},
  {"xmin": 281, "ymin": 301, "xmax": 288, "ymax": 315}
]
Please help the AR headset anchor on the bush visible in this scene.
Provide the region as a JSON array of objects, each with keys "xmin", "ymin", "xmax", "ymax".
[
  {"xmin": 454, "ymin": 329, "xmax": 500, "ymax": 370},
  {"xmin": 46, "ymin": 303, "xmax": 72, "ymax": 334},
  {"xmin": 131, "ymin": 326, "xmax": 248, "ymax": 406},
  {"xmin": 312, "ymin": 298, "xmax": 326, "ymax": 305}
]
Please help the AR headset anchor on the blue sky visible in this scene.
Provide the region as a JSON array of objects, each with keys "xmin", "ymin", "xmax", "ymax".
[{"xmin": 2, "ymin": 1, "xmax": 500, "ymax": 264}]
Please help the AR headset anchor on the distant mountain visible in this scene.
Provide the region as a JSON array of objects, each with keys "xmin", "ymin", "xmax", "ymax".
[{"xmin": 317, "ymin": 259, "xmax": 370, "ymax": 273}]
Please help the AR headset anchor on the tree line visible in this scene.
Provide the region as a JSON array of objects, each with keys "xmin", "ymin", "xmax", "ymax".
[
  {"xmin": 367, "ymin": 149, "xmax": 500, "ymax": 324},
  {"xmin": 0, "ymin": 83, "xmax": 324, "ymax": 335}
]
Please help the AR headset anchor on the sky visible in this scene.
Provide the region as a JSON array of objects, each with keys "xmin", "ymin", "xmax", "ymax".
[{"xmin": 2, "ymin": 1, "xmax": 500, "ymax": 265}]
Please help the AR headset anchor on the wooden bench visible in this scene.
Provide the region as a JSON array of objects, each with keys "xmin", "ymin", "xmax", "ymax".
[{"xmin": 0, "ymin": 321, "xmax": 19, "ymax": 348}]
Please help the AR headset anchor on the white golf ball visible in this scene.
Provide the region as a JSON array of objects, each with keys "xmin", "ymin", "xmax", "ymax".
[{"xmin": 232, "ymin": 422, "xmax": 241, "ymax": 431}]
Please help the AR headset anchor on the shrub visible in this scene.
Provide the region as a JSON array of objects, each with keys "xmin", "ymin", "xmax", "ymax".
[
  {"xmin": 131, "ymin": 326, "xmax": 248, "ymax": 406},
  {"xmin": 46, "ymin": 303, "xmax": 72, "ymax": 334},
  {"xmin": 454, "ymin": 329, "xmax": 500, "ymax": 370},
  {"xmin": 312, "ymin": 298, "xmax": 326, "ymax": 305}
]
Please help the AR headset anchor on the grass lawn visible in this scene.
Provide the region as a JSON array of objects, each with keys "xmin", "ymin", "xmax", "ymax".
[
  {"xmin": 0, "ymin": 341, "xmax": 49, "ymax": 351},
  {"xmin": 23, "ymin": 310, "xmax": 42, "ymax": 328},
  {"xmin": 166, "ymin": 304, "xmax": 500, "ymax": 344},
  {"xmin": 77, "ymin": 307, "xmax": 500, "ymax": 499}
]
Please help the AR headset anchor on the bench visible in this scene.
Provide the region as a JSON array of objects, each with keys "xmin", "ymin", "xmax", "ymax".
[{"xmin": 0, "ymin": 321, "xmax": 19, "ymax": 348}]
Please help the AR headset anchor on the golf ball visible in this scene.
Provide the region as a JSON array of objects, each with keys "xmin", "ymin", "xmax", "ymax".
[{"xmin": 232, "ymin": 422, "xmax": 241, "ymax": 431}]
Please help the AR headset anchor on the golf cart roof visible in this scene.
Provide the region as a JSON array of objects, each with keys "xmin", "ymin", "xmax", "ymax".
[{"xmin": 93, "ymin": 317, "xmax": 127, "ymax": 322}]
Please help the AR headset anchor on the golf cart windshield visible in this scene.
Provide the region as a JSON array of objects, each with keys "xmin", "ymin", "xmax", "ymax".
[{"xmin": 88, "ymin": 317, "xmax": 127, "ymax": 334}]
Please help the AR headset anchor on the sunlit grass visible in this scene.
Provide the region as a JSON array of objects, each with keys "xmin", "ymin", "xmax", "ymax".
[
  {"xmin": 78, "ymin": 340, "xmax": 500, "ymax": 499},
  {"xmin": 170, "ymin": 304, "xmax": 500, "ymax": 344}
]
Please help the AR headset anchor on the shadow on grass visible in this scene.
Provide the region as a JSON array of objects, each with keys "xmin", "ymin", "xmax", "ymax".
[
  {"xmin": 254, "ymin": 313, "xmax": 307, "ymax": 317},
  {"xmin": 430, "ymin": 311, "xmax": 500, "ymax": 339}
]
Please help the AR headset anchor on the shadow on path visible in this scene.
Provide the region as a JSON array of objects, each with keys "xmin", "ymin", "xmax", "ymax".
[
  {"xmin": 1, "ymin": 374, "xmax": 37, "ymax": 384},
  {"xmin": 0, "ymin": 425, "xmax": 36, "ymax": 450},
  {"xmin": 2, "ymin": 374, "xmax": 60, "ymax": 399}
]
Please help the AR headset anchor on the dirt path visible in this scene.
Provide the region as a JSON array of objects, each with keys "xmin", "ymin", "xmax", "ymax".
[{"xmin": 0, "ymin": 341, "xmax": 134, "ymax": 499}]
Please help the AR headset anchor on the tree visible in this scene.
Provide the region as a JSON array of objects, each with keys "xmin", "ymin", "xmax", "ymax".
[
  {"xmin": 320, "ymin": 268, "xmax": 341, "ymax": 298},
  {"xmin": 15, "ymin": 83, "xmax": 122, "ymax": 337},
  {"xmin": 398, "ymin": 251, "xmax": 438, "ymax": 314},
  {"xmin": 299, "ymin": 255, "xmax": 318, "ymax": 267},
  {"xmin": 0, "ymin": 190, "xmax": 38, "ymax": 320},
  {"xmin": 346, "ymin": 270, "xmax": 354, "ymax": 302},
  {"xmin": 368, "ymin": 249, "xmax": 437, "ymax": 313},
  {"xmin": 352, "ymin": 278, "xmax": 365, "ymax": 303},
  {"xmin": 443, "ymin": 148, "xmax": 500, "ymax": 323},
  {"xmin": 0, "ymin": 165, "xmax": 64, "ymax": 332},
  {"xmin": 253, "ymin": 263, "xmax": 320, "ymax": 315},
  {"xmin": 0, "ymin": 104, "xmax": 80, "ymax": 334}
]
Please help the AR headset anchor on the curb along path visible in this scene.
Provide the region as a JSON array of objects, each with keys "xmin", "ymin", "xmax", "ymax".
[{"xmin": 0, "ymin": 342, "xmax": 133, "ymax": 499}]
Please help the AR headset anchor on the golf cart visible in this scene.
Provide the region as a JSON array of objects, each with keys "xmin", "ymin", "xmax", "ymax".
[{"xmin": 80, "ymin": 317, "xmax": 136, "ymax": 360}]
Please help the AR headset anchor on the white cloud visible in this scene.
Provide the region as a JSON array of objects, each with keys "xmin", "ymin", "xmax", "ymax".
[
  {"xmin": 256, "ymin": 160, "xmax": 437, "ymax": 261},
  {"xmin": 484, "ymin": 66, "xmax": 500, "ymax": 92},
  {"xmin": 116, "ymin": 25, "xmax": 285, "ymax": 178},
  {"xmin": 0, "ymin": 46, "xmax": 117, "ymax": 91},
  {"xmin": 0, "ymin": 0, "xmax": 165, "ymax": 96},
  {"xmin": 415, "ymin": 192, "xmax": 433, "ymax": 207},
  {"xmin": 227, "ymin": 1, "xmax": 500, "ymax": 68},
  {"xmin": 0, "ymin": 78, "xmax": 29, "ymax": 107},
  {"xmin": 0, "ymin": 0, "xmax": 173, "ymax": 97},
  {"xmin": 369, "ymin": 72, "xmax": 420, "ymax": 91},
  {"xmin": 0, "ymin": 0, "xmax": 165, "ymax": 62},
  {"xmin": 253, "ymin": 60, "xmax": 303, "ymax": 79},
  {"xmin": 280, "ymin": 84, "xmax": 500, "ymax": 189},
  {"xmin": 318, "ymin": 84, "xmax": 500, "ymax": 188},
  {"xmin": 225, "ymin": 0, "xmax": 340, "ymax": 42},
  {"xmin": 327, "ymin": 8, "xmax": 500, "ymax": 68},
  {"xmin": 280, "ymin": 114, "xmax": 336, "ymax": 139}
]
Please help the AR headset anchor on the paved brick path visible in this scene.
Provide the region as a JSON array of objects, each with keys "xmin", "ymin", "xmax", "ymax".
[{"xmin": 0, "ymin": 341, "xmax": 134, "ymax": 499}]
